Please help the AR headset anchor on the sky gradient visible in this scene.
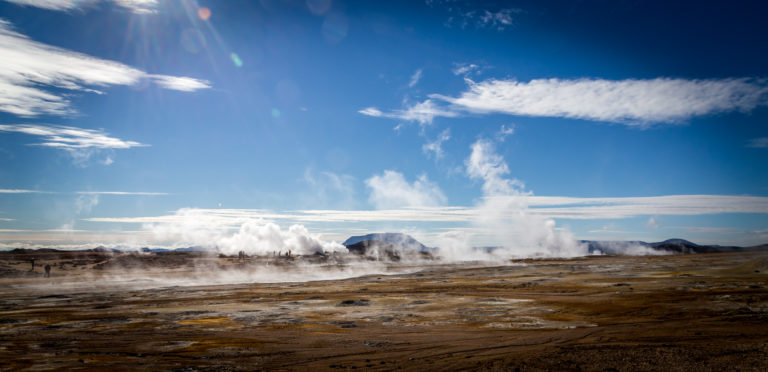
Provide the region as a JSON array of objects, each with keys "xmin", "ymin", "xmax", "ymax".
[{"xmin": 1, "ymin": 0, "xmax": 767, "ymax": 251}]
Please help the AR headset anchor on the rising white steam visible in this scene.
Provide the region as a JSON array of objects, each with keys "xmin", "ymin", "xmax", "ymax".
[
  {"xmin": 218, "ymin": 222, "xmax": 346, "ymax": 256},
  {"xmin": 466, "ymin": 139, "xmax": 587, "ymax": 257},
  {"xmin": 145, "ymin": 209, "xmax": 346, "ymax": 256}
]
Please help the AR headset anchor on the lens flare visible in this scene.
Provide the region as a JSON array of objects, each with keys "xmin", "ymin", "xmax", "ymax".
[
  {"xmin": 198, "ymin": 7, "xmax": 211, "ymax": 20},
  {"xmin": 271, "ymin": 108, "xmax": 281, "ymax": 118},
  {"xmin": 307, "ymin": 0, "xmax": 332, "ymax": 16},
  {"xmin": 322, "ymin": 12, "xmax": 348, "ymax": 44},
  {"xmin": 230, "ymin": 53, "xmax": 243, "ymax": 67}
]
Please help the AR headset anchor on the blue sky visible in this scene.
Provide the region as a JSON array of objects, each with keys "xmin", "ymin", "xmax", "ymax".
[{"xmin": 0, "ymin": 0, "xmax": 767, "ymax": 251}]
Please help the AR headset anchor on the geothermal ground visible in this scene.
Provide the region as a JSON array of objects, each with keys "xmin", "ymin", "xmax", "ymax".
[{"xmin": 1, "ymin": 250, "xmax": 768, "ymax": 371}]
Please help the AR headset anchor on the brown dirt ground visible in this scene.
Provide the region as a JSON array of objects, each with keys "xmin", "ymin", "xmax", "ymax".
[{"xmin": 0, "ymin": 250, "xmax": 767, "ymax": 371}]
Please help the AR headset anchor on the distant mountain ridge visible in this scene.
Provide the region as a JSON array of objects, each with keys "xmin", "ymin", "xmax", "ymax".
[
  {"xmin": 581, "ymin": 238, "xmax": 747, "ymax": 255},
  {"xmin": 2, "ymin": 237, "xmax": 766, "ymax": 256}
]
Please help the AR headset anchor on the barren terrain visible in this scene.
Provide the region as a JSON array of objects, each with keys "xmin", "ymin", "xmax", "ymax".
[{"xmin": 1, "ymin": 250, "xmax": 767, "ymax": 371}]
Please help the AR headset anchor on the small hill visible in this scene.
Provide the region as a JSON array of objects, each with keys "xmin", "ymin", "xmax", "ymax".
[
  {"xmin": 343, "ymin": 233, "xmax": 428, "ymax": 252},
  {"xmin": 345, "ymin": 240, "xmax": 403, "ymax": 261}
]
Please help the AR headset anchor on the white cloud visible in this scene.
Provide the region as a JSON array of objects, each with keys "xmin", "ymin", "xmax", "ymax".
[
  {"xmin": 358, "ymin": 107, "xmax": 383, "ymax": 117},
  {"xmin": 432, "ymin": 1, "xmax": 522, "ymax": 32},
  {"xmin": 469, "ymin": 9, "xmax": 520, "ymax": 31},
  {"xmin": 76, "ymin": 191, "xmax": 168, "ymax": 196},
  {"xmin": 359, "ymin": 99, "xmax": 458, "ymax": 126},
  {"xmin": 365, "ymin": 170, "xmax": 446, "ymax": 209},
  {"xmin": 0, "ymin": 123, "xmax": 144, "ymax": 149},
  {"xmin": 369, "ymin": 77, "xmax": 768, "ymax": 126},
  {"xmin": 452, "ymin": 63, "xmax": 479, "ymax": 76},
  {"xmin": 4, "ymin": 0, "xmax": 84, "ymax": 11},
  {"xmin": 148, "ymin": 75, "xmax": 211, "ymax": 92},
  {"xmin": 4, "ymin": 0, "xmax": 158, "ymax": 13},
  {"xmin": 408, "ymin": 68, "xmax": 423, "ymax": 88},
  {"xmin": 0, "ymin": 188, "xmax": 46, "ymax": 193},
  {"xmin": 0, "ymin": 19, "xmax": 210, "ymax": 117},
  {"xmin": 422, "ymin": 128, "xmax": 450, "ymax": 159},
  {"xmin": 0, "ymin": 228, "xmax": 88, "ymax": 232},
  {"xmin": 747, "ymin": 137, "xmax": 768, "ymax": 148},
  {"xmin": 0, "ymin": 123, "xmax": 146, "ymax": 164},
  {"xmin": 438, "ymin": 77, "xmax": 768, "ymax": 124},
  {"xmin": 496, "ymin": 124, "xmax": 515, "ymax": 141},
  {"xmin": 0, "ymin": 189, "xmax": 166, "ymax": 195},
  {"xmin": 112, "ymin": 0, "xmax": 156, "ymax": 13},
  {"xmin": 402, "ymin": 100, "xmax": 460, "ymax": 125},
  {"xmin": 646, "ymin": 216, "xmax": 659, "ymax": 229}
]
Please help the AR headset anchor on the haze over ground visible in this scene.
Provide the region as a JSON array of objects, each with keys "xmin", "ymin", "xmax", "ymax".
[{"xmin": 0, "ymin": 0, "xmax": 767, "ymax": 255}]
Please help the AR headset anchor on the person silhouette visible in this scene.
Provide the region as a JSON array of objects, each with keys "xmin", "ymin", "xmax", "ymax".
[{"xmin": 44, "ymin": 264, "xmax": 51, "ymax": 278}]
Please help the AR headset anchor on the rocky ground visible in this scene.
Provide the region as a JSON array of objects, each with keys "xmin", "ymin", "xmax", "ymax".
[{"xmin": 0, "ymin": 250, "xmax": 767, "ymax": 371}]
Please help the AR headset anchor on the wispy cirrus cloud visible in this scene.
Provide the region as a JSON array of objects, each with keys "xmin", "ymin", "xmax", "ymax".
[
  {"xmin": 75, "ymin": 191, "xmax": 168, "ymax": 196},
  {"xmin": 0, "ymin": 124, "xmax": 145, "ymax": 149},
  {"xmin": 452, "ymin": 63, "xmax": 479, "ymax": 76},
  {"xmin": 440, "ymin": 77, "xmax": 768, "ymax": 124},
  {"xmin": 363, "ymin": 77, "xmax": 768, "ymax": 126},
  {"xmin": 0, "ymin": 123, "xmax": 145, "ymax": 164},
  {"xmin": 496, "ymin": 124, "xmax": 514, "ymax": 141},
  {"xmin": 408, "ymin": 68, "xmax": 423, "ymax": 88},
  {"xmin": 3, "ymin": 0, "xmax": 158, "ymax": 13},
  {"xmin": 3, "ymin": 0, "xmax": 83, "ymax": 11},
  {"xmin": 461, "ymin": 9, "xmax": 521, "ymax": 31},
  {"xmin": 112, "ymin": 0, "xmax": 156, "ymax": 13},
  {"xmin": 0, "ymin": 189, "xmax": 167, "ymax": 195},
  {"xmin": 359, "ymin": 99, "xmax": 458, "ymax": 126},
  {"xmin": 0, "ymin": 188, "xmax": 48, "ymax": 193},
  {"xmin": 148, "ymin": 75, "xmax": 212, "ymax": 92},
  {"xmin": 427, "ymin": 1, "xmax": 521, "ymax": 31},
  {"xmin": 0, "ymin": 19, "xmax": 209, "ymax": 117},
  {"xmin": 746, "ymin": 137, "xmax": 768, "ymax": 148},
  {"xmin": 422, "ymin": 128, "xmax": 451, "ymax": 159}
]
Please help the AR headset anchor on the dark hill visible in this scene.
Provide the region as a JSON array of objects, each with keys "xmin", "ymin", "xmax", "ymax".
[
  {"xmin": 343, "ymin": 233, "xmax": 428, "ymax": 252},
  {"xmin": 345, "ymin": 240, "xmax": 403, "ymax": 261}
]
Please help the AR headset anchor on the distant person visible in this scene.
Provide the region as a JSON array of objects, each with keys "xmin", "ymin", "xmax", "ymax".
[
  {"xmin": 44, "ymin": 264, "xmax": 51, "ymax": 278},
  {"xmin": 30, "ymin": 258, "xmax": 35, "ymax": 272}
]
